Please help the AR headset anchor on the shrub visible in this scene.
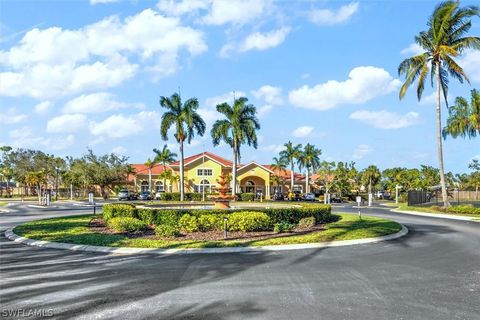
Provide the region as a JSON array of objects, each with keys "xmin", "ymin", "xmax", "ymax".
[
  {"xmin": 137, "ymin": 208, "xmax": 156, "ymax": 225},
  {"xmin": 159, "ymin": 192, "xmax": 181, "ymax": 201},
  {"xmin": 273, "ymin": 222, "xmax": 295, "ymax": 233},
  {"xmin": 227, "ymin": 211, "xmax": 271, "ymax": 231},
  {"xmin": 106, "ymin": 217, "xmax": 147, "ymax": 232},
  {"xmin": 178, "ymin": 214, "xmax": 199, "ymax": 233},
  {"xmin": 240, "ymin": 193, "xmax": 255, "ymax": 201},
  {"xmin": 298, "ymin": 216, "xmax": 316, "ymax": 228},
  {"xmin": 102, "ymin": 203, "xmax": 137, "ymax": 222},
  {"xmin": 262, "ymin": 204, "xmax": 332, "ymax": 224},
  {"xmin": 155, "ymin": 224, "xmax": 180, "ymax": 238},
  {"xmin": 187, "ymin": 193, "xmax": 203, "ymax": 201},
  {"xmin": 198, "ymin": 214, "xmax": 223, "ymax": 232},
  {"xmin": 448, "ymin": 205, "xmax": 480, "ymax": 215}
]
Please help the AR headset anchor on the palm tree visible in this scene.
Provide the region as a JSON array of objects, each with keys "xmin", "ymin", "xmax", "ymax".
[
  {"xmin": 160, "ymin": 93, "xmax": 206, "ymax": 201},
  {"xmin": 317, "ymin": 161, "xmax": 336, "ymax": 204},
  {"xmin": 398, "ymin": 1, "xmax": 480, "ymax": 207},
  {"xmin": 297, "ymin": 143, "xmax": 322, "ymax": 193},
  {"xmin": 211, "ymin": 97, "xmax": 260, "ymax": 196},
  {"xmin": 144, "ymin": 158, "xmax": 155, "ymax": 193},
  {"xmin": 279, "ymin": 141, "xmax": 303, "ymax": 192},
  {"xmin": 443, "ymin": 89, "xmax": 480, "ymax": 139},
  {"xmin": 270, "ymin": 156, "xmax": 288, "ymax": 193},
  {"xmin": 153, "ymin": 145, "xmax": 177, "ymax": 192},
  {"xmin": 361, "ymin": 165, "xmax": 381, "ymax": 195}
]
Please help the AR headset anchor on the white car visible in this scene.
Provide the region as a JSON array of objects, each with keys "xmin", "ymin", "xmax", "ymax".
[
  {"xmin": 155, "ymin": 191, "xmax": 164, "ymax": 200},
  {"xmin": 303, "ymin": 193, "xmax": 316, "ymax": 201}
]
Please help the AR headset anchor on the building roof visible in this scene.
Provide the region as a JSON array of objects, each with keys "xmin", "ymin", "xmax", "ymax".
[
  {"xmin": 130, "ymin": 163, "xmax": 170, "ymax": 176},
  {"xmin": 237, "ymin": 161, "xmax": 274, "ymax": 174},
  {"xmin": 263, "ymin": 165, "xmax": 305, "ymax": 181},
  {"xmin": 169, "ymin": 152, "xmax": 232, "ymax": 167}
]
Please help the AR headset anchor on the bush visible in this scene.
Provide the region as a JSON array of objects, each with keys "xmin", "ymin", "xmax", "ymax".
[
  {"xmin": 198, "ymin": 214, "xmax": 223, "ymax": 232},
  {"xmin": 159, "ymin": 192, "xmax": 181, "ymax": 201},
  {"xmin": 274, "ymin": 222, "xmax": 295, "ymax": 233},
  {"xmin": 227, "ymin": 211, "xmax": 271, "ymax": 231},
  {"xmin": 261, "ymin": 204, "xmax": 332, "ymax": 224},
  {"xmin": 178, "ymin": 214, "xmax": 199, "ymax": 233},
  {"xmin": 106, "ymin": 217, "xmax": 147, "ymax": 232},
  {"xmin": 102, "ymin": 203, "xmax": 137, "ymax": 222},
  {"xmin": 298, "ymin": 216, "xmax": 316, "ymax": 228},
  {"xmin": 155, "ymin": 224, "xmax": 180, "ymax": 237},
  {"xmin": 447, "ymin": 204, "xmax": 480, "ymax": 215},
  {"xmin": 137, "ymin": 208, "xmax": 156, "ymax": 225},
  {"xmin": 187, "ymin": 193, "xmax": 203, "ymax": 201},
  {"xmin": 240, "ymin": 193, "xmax": 255, "ymax": 201}
]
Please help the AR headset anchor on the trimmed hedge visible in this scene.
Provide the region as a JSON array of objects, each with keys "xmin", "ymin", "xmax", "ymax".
[
  {"xmin": 178, "ymin": 214, "xmax": 199, "ymax": 233},
  {"xmin": 273, "ymin": 222, "xmax": 295, "ymax": 233},
  {"xmin": 240, "ymin": 193, "xmax": 255, "ymax": 201},
  {"xmin": 227, "ymin": 211, "xmax": 270, "ymax": 232},
  {"xmin": 102, "ymin": 203, "xmax": 332, "ymax": 231},
  {"xmin": 155, "ymin": 224, "xmax": 180, "ymax": 237},
  {"xmin": 158, "ymin": 192, "xmax": 205, "ymax": 201},
  {"xmin": 106, "ymin": 217, "xmax": 147, "ymax": 232},
  {"xmin": 431, "ymin": 204, "xmax": 480, "ymax": 215}
]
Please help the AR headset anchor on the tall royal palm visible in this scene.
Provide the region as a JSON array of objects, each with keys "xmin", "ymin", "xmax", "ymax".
[
  {"xmin": 153, "ymin": 145, "xmax": 177, "ymax": 192},
  {"xmin": 160, "ymin": 93, "xmax": 206, "ymax": 201},
  {"xmin": 443, "ymin": 89, "xmax": 480, "ymax": 139},
  {"xmin": 279, "ymin": 141, "xmax": 303, "ymax": 192},
  {"xmin": 398, "ymin": 1, "xmax": 480, "ymax": 207},
  {"xmin": 298, "ymin": 144, "xmax": 322, "ymax": 193},
  {"xmin": 211, "ymin": 97, "xmax": 260, "ymax": 196}
]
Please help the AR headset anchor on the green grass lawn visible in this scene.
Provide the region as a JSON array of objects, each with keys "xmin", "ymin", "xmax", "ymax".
[
  {"xmin": 13, "ymin": 213, "xmax": 402, "ymax": 249},
  {"xmin": 0, "ymin": 202, "xmax": 8, "ymax": 207},
  {"xmin": 396, "ymin": 204, "xmax": 480, "ymax": 218}
]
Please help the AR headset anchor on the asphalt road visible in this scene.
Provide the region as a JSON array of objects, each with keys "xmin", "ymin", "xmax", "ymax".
[{"xmin": 0, "ymin": 202, "xmax": 479, "ymax": 320}]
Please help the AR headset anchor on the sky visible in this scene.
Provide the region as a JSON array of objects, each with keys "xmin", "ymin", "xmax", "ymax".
[{"xmin": 0, "ymin": 0, "xmax": 479, "ymax": 174}]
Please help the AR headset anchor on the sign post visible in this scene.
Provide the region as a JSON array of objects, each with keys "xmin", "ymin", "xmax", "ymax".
[{"xmin": 356, "ymin": 196, "xmax": 362, "ymax": 219}]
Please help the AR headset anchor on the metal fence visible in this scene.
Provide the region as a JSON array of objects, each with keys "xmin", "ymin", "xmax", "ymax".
[{"xmin": 408, "ymin": 190, "xmax": 480, "ymax": 206}]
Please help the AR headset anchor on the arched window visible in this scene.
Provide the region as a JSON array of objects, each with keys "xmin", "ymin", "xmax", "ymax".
[
  {"xmin": 245, "ymin": 180, "xmax": 255, "ymax": 193},
  {"xmin": 141, "ymin": 181, "xmax": 149, "ymax": 192},
  {"xmin": 200, "ymin": 179, "xmax": 210, "ymax": 185},
  {"xmin": 155, "ymin": 181, "xmax": 164, "ymax": 192},
  {"xmin": 195, "ymin": 179, "xmax": 211, "ymax": 193}
]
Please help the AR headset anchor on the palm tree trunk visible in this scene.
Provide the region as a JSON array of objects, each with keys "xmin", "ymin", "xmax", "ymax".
[
  {"xmin": 232, "ymin": 143, "xmax": 238, "ymax": 197},
  {"xmin": 305, "ymin": 168, "xmax": 309, "ymax": 193},
  {"xmin": 290, "ymin": 162, "xmax": 294, "ymax": 192},
  {"xmin": 436, "ymin": 62, "xmax": 449, "ymax": 207},
  {"xmin": 162, "ymin": 163, "xmax": 167, "ymax": 192},
  {"xmin": 368, "ymin": 177, "xmax": 372, "ymax": 195},
  {"xmin": 148, "ymin": 169, "xmax": 152, "ymax": 193},
  {"xmin": 179, "ymin": 140, "xmax": 185, "ymax": 201}
]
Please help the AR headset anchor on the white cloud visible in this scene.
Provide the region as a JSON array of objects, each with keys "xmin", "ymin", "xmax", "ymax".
[
  {"xmin": 200, "ymin": 91, "xmax": 246, "ymax": 128},
  {"xmin": 90, "ymin": 0, "xmax": 119, "ymax": 4},
  {"xmin": 112, "ymin": 146, "xmax": 127, "ymax": 155},
  {"xmin": 0, "ymin": 108, "xmax": 27, "ymax": 124},
  {"xmin": 221, "ymin": 27, "xmax": 290, "ymax": 57},
  {"xmin": 157, "ymin": 0, "xmax": 209, "ymax": 16},
  {"xmin": 252, "ymin": 85, "xmax": 283, "ymax": 105},
  {"xmin": 46, "ymin": 114, "xmax": 87, "ymax": 133},
  {"xmin": 257, "ymin": 105, "xmax": 273, "ymax": 118},
  {"xmin": 34, "ymin": 101, "xmax": 52, "ymax": 114},
  {"xmin": 262, "ymin": 144, "xmax": 284, "ymax": 153},
  {"xmin": 8, "ymin": 127, "xmax": 74, "ymax": 151},
  {"xmin": 288, "ymin": 66, "xmax": 401, "ymax": 110},
  {"xmin": 459, "ymin": 50, "xmax": 480, "ymax": 83},
  {"xmin": 352, "ymin": 144, "xmax": 372, "ymax": 160},
  {"xmin": 0, "ymin": 9, "xmax": 207, "ymax": 99},
  {"xmin": 89, "ymin": 111, "xmax": 161, "ymax": 138},
  {"xmin": 203, "ymin": 0, "xmax": 271, "ymax": 26},
  {"xmin": 400, "ymin": 43, "xmax": 423, "ymax": 56},
  {"xmin": 62, "ymin": 92, "xmax": 144, "ymax": 114},
  {"xmin": 349, "ymin": 110, "xmax": 420, "ymax": 129},
  {"xmin": 309, "ymin": 2, "xmax": 359, "ymax": 25},
  {"xmin": 292, "ymin": 126, "xmax": 314, "ymax": 138}
]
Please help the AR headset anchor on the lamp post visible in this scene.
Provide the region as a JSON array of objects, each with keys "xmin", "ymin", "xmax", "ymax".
[{"xmin": 202, "ymin": 147, "xmax": 205, "ymax": 202}]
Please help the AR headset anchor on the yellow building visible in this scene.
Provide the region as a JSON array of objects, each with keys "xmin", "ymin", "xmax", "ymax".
[{"xmin": 130, "ymin": 152, "xmax": 307, "ymax": 198}]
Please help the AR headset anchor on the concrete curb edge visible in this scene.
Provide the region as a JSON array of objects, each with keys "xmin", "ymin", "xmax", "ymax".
[
  {"xmin": 391, "ymin": 208, "xmax": 479, "ymax": 222},
  {"xmin": 4, "ymin": 225, "xmax": 409, "ymax": 255}
]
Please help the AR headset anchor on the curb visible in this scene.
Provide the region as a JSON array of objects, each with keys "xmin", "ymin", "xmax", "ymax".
[
  {"xmin": 4, "ymin": 225, "xmax": 408, "ymax": 255},
  {"xmin": 391, "ymin": 208, "xmax": 479, "ymax": 222}
]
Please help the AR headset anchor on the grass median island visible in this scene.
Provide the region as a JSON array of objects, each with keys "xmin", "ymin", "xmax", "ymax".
[
  {"xmin": 13, "ymin": 211, "xmax": 402, "ymax": 249},
  {"xmin": 396, "ymin": 203, "xmax": 480, "ymax": 218}
]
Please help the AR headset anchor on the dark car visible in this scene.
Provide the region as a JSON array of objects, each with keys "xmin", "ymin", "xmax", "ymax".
[
  {"xmin": 118, "ymin": 190, "xmax": 137, "ymax": 201},
  {"xmin": 330, "ymin": 195, "xmax": 343, "ymax": 203},
  {"xmin": 272, "ymin": 191, "xmax": 284, "ymax": 201},
  {"xmin": 138, "ymin": 192, "xmax": 152, "ymax": 201}
]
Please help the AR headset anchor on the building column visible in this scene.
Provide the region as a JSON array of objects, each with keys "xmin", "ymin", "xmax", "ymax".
[{"xmin": 266, "ymin": 185, "xmax": 270, "ymax": 199}]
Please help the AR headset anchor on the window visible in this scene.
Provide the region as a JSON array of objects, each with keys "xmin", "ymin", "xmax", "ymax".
[
  {"xmin": 194, "ymin": 179, "xmax": 212, "ymax": 193},
  {"xmin": 197, "ymin": 169, "xmax": 213, "ymax": 176},
  {"xmin": 155, "ymin": 181, "xmax": 164, "ymax": 192},
  {"xmin": 141, "ymin": 181, "xmax": 149, "ymax": 192}
]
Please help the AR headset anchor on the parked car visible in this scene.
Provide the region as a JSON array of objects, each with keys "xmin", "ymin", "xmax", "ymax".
[
  {"xmin": 138, "ymin": 191, "xmax": 152, "ymax": 201},
  {"xmin": 118, "ymin": 190, "xmax": 137, "ymax": 201},
  {"xmin": 272, "ymin": 191, "xmax": 284, "ymax": 201},
  {"xmin": 155, "ymin": 191, "xmax": 164, "ymax": 200},
  {"xmin": 330, "ymin": 195, "xmax": 343, "ymax": 203},
  {"xmin": 303, "ymin": 193, "xmax": 316, "ymax": 201}
]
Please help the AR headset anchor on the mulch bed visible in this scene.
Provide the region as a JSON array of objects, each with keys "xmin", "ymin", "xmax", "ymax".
[{"xmin": 89, "ymin": 218, "xmax": 326, "ymax": 242}]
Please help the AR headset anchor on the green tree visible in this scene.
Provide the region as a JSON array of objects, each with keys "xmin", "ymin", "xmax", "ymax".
[
  {"xmin": 279, "ymin": 142, "xmax": 303, "ymax": 192},
  {"xmin": 160, "ymin": 93, "xmax": 206, "ymax": 201},
  {"xmin": 317, "ymin": 161, "xmax": 336, "ymax": 203},
  {"xmin": 153, "ymin": 144, "xmax": 177, "ymax": 192},
  {"xmin": 297, "ymin": 143, "xmax": 322, "ymax": 193},
  {"xmin": 270, "ymin": 156, "xmax": 288, "ymax": 192},
  {"xmin": 469, "ymin": 159, "xmax": 480, "ymax": 194},
  {"xmin": 361, "ymin": 165, "xmax": 381, "ymax": 195},
  {"xmin": 443, "ymin": 89, "xmax": 480, "ymax": 139},
  {"xmin": 144, "ymin": 158, "xmax": 155, "ymax": 193},
  {"xmin": 398, "ymin": 1, "xmax": 480, "ymax": 207},
  {"xmin": 211, "ymin": 97, "xmax": 260, "ymax": 196},
  {"xmin": 25, "ymin": 171, "xmax": 47, "ymax": 204}
]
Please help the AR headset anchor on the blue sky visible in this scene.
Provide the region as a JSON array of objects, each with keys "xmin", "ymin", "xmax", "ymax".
[{"xmin": 0, "ymin": 0, "xmax": 479, "ymax": 174}]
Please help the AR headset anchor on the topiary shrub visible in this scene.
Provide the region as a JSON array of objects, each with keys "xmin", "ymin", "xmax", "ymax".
[
  {"xmin": 178, "ymin": 214, "xmax": 199, "ymax": 233},
  {"xmin": 155, "ymin": 224, "xmax": 180, "ymax": 237},
  {"xmin": 102, "ymin": 203, "xmax": 137, "ymax": 222},
  {"xmin": 273, "ymin": 222, "xmax": 295, "ymax": 233},
  {"xmin": 298, "ymin": 216, "xmax": 316, "ymax": 228},
  {"xmin": 106, "ymin": 217, "xmax": 147, "ymax": 232},
  {"xmin": 198, "ymin": 214, "xmax": 223, "ymax": 232},
  {"xmin": 227, "ymin": 211, "xmax": 271, "ymax": 231},
  {"xmin": 240, "ymin": 193, "xmax": 255, "ymax": 201}
]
